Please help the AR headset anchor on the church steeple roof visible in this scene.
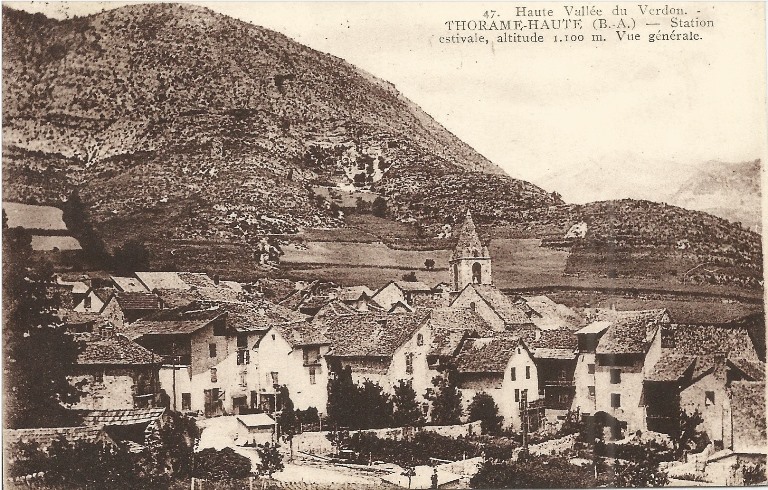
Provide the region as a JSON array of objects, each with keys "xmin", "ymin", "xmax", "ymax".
[{"xmin": 451, "ymin": 210, "xmax": 487, "ymax": 261}]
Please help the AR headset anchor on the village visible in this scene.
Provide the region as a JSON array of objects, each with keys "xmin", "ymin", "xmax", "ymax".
[{"xmin": 4, "ymin": 210, "xmax": 766, "ymax": 488}]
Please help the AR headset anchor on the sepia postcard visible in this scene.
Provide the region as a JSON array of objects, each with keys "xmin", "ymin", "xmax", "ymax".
[{"xmin": 2, "ymin": 1, "xmax": 766, "ymax": 488}]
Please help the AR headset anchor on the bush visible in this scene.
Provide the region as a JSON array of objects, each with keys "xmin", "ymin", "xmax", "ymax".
[
  {"xmin": 742, "ymin": 462, "xmax": 766, "ymax": 485},
  {"xmin": 468, "ymin": 392, "xmax": 503, "ymax": 435},
  {"xmin": 193, "ymin": 448, "xmax": 251, "ymax": 480},
  {"xmin": 471, "ymin": 457, "xmax": 596, "ymax": 488},
  {"xmin": 255, "ymin": 443, "xmax": 284, "ymax": 478}
]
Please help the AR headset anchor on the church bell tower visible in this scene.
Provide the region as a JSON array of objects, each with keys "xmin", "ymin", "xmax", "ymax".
[{"xmin": 449, "ymin": 210, "xmax": 492, "ymax": 292}]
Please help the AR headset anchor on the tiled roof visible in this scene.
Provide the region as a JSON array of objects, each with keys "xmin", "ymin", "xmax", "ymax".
[
  {"xmin": 522, "ymin": 295, "xmax": 583, "ymax": 330},
  {"xmin": 237, "ymin": 413, "xmax": 275, "ymax": 427},
  {"xmin": 728, "ymin": 358, "xmax": 765, "ymax": 381},
  {"xmin": 127, "ymin": 307, "xmax": 224, "ymax": 339},
  {"xmin": 192, "ymin": 286, "xmax": 242, "ymax": 303},
  {"xmin": 530, "ymin": 327, "xmax": 578, "ymax": 352},
  {"xmin": 426, "ymin": 307, "xmax": 494, "ymax": 357},
  {"xmin": 730, "ymin": 381, "xmax": 767, "ymax": 452},
  {"xmin": 313, "ymin": 300, "xmax": 361, "ymax": 320},
  {"xmin": 155, "ymin": 287, "xmax": 241, "ymax": 308},
  {"xmin": 111, "ymin": 276, "xmax": 149, "ymax": 292},
  {"xmin": 59, "ymin": 309, "xmax": 101, "ymax": 326},
  {"xmin": 57, "ymin": 278, "xmax": 90, "ymax": 294},
  {"xmin": 337, "ymin": 286, "xmax": 374, "ymax": 302},
  {"xmin": 391, "ymin": 281, "xmax": 432, "ymax": 292},
  {"xmin": 79, "ymin": 408, "xmax": 165, "ymax": 426},
  {"xmin": 461, "ymin": 284, "xmax": 532, "ymax": 326},
  {"xmin": 221, "ymin": 280, "xmax": 244, "ymax": 293},
  {"xmin": 646, "ymin": 352, "xmax": 697, "ymax": 382},
  {"xmin": 277, "ymin": 322, "xmax": 330, "ymax": 347},
  {"xmin": 595, "ymin": 310, "xmax": 670, "ymax": 355},
  {"xmin": 661, "ymin": 324, "xmax": 759, "ymax": 359},
  {"xmin": 577, "ymin": 321, "xmax": 612, "ymax": 335},
  {"xmin": 155, "ymin": 289, "xmax": 201, "ymax": 309},
  {"xmin": 135, "ymin": 272, "xmax": 190, "ymax": 291},
  {"xmin": 451, "ymin": 210, "xmax": 487, "ymax": 261},
  {"xmin": 455, "ymin": 334, "xmax": 525, "ymax": 373},
  {"xmin": 114, "ymin": 292, "xmax": 162, "ymax": 311},
  {"xmin": 5, "ymin": 426, "xmax": 112, "ymax": 451},
  {"xmin": 177, "ymin": 272, "xmax": 217, "ymax": 288},
  {"xmin": 92, "ymin": 287, "xmax": 114, "ymax": 303},
  {"xmin": 76, "ymin": 333, "xmax": 158, "ymax": 365},
  {"xmin": 207, "ymin": 300, "xmax": 306, "ymax": 332},
  {"xmin": 321, "ymin": 310, "xmax": 431, "ymax": 357}
]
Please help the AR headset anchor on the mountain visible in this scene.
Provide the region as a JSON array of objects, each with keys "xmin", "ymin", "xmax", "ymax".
[
  {"xmin": 1, "ymin": 3, "xmax": 558, "ymax": 244},
  {"xmin": 536, "ymin": 158, "xmax": 761, "ymax": 233},
  {"xmin": 669, "ymin": 160, "xmax": 761, "ymax": 233},
  {"xmin": 1, "ymin": 4, "xmax": 762, "ymax": 290}
]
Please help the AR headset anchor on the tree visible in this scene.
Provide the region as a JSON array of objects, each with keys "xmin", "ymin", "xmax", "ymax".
[
  {"xmin": 468, "ymin": 392, "xmax": 503, "ymax": 435},
  {"xmin": 3, "ymin": 227, "xmax": 83, "ymax": 428},
  {"xmin": 427, "ymin": 367, "xmax": 463, "ymax": 425},
  {"xmin": 112, "ymin": 240, "xmax": 150, "ymax": 272},
  {"xmin": 402, "ymin": 271, "xmax": 418, "ymax": 282},
  {"xmin": 471, "ymin": 457, "xmax": 596, "ymax": 489},
  {"xmin": 671, "ymin": 408, "xmax": 704, "ymax": 458},
  {"xmin": 61, "ymin": 189, "xmax": 110, "ymax": 267},
  {"xmin": 327, "ymin": 365, "xmax": 359, "ymax": 428},
  {"xmin": 371, "ymin": 196, "xmax": 387, "ymax": 217},
  {"xmin": 277, "ymin": 385, "xmax": 298, "ymax": 460},
  {"xmin": 392, "ymin": 380, "xmax": 424, "ymax": 427},
  {"xmin": 358, "ymin": 379, "xmax": 393, "ymax": 429},
  {"xmin": 255, "ymin": 443, "xmax": 284, "ymax": 478}
]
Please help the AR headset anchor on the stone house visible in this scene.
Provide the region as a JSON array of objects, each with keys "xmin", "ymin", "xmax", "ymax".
[
  {"xmin": 372, "ymin": 280, "xmax": 434, "ymax": 311},
  {"xmin": 100, "ymin": 292, "xmax": 163, "ymax": 329},
  {"xmin": 68, "ymin": 326, "xmax": 160, "ymax": 410},
  {"xmin": 644, "ymin": 323, "xmax": 765, "ymax": 447},
  {"xmin": 450, "ymin": 284, "xmax": 534, "ymax": 331},
  {"xmin": 453, "ymin": 334, "xmax": 543, "ymax": 431},
  {"xmin": 335, "ymin": 286, "xmax": 375, "ymax": 311},
  {"xmin": 527, "ymin": 327, "xmax": 579, "ymax": 412}
]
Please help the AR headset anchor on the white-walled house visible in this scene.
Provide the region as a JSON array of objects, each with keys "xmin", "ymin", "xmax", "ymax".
[
  {"xmin": 372, "ymin": 281, "xmax": 434, "ymax": 311},
  {"xmin": 450, "ymin": 284, "xmax": 533, "ymax": 331},
  {"xmin": 454, "ymin": 334, "xmax": 543, "ymax": 431}
]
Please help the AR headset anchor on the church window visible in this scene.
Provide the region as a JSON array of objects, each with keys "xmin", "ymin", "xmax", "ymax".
[
  {"xmin": 417, "ymin": 334, "xmax": 424, "ymax": 346},
  {"xmin": 472, "ymin": 249, "xmax": 479, "ymax": 257},
  {"xmin": 472, "ymin": 263, "xmax": 482, "ymax": 284}
]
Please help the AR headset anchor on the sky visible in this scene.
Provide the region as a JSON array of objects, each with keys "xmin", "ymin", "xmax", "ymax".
[{"xmin": 5, "ymin": 1, "xmax": 767, "ymax": 201}]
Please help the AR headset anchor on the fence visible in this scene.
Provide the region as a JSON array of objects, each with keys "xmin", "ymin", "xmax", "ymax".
[{"xmin": 189, "ymin": 477, "xmax": 392, "ymax": 490}]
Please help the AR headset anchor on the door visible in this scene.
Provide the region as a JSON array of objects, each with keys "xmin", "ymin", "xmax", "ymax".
[{"xmin": 204, "ymin": 388, "xmax": 221, "ymax": 417}]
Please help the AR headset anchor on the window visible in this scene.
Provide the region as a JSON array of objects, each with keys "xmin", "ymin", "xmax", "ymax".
[
  {"xmin": 209, "ymin": 343, "xmax": 217, "ymax": 358},
  {"xmin": 84, "ymin": 296, "xmax": 92, "ymax": 310},
  {"xmin": 182, "ymin": 393, "xmax": 191, "ymax": 411},
  {"xmin": 511, "ymin": 367, "xmax": 516, "ymax": 381},
  {"xmin": 271, "ymin": 334, "xmax": 276, "ymax": 341},
  {"xmin": 611, "ymin": 393, "xmax": 621, "ymax": 408},
  {"xmin": 588, "ymin": 363, "xmax": 595, "ymax": 374},
  {"xmin": 309, "ymin": 367, "xmax": 316, "ymax": 385},
  {"xmin": 240, "ymin": 371, "xmax": 247, "ymax": 387},
  {"xmin": 303, "ymin": 347, "xmax": 320, "ymax": 365},
  {"xmin": 588, "ymin": 386, "xmax": 596, "ymax": 397},
  {"xmin": 237, "ymin": 334, "xmax": 248, "ymax": 349},
  {"xmin": 526, "ymin": 366, "xmax": 531, "ymax": 379},
  {"xmin": 269, "ymin": 371, "xmax": 279, "ymax": 385},
  {"xmin": 417, "ymin": 334, "xmax": 424, "ymax": 346},
  {"xmin": 210, "ymin": 368, "xmax": 217, "ymax": 383},
  {"xmin": 94, "ymin": 370, "xmax": 104, "ymax": 383},
  {"xmin": 610, "ymin": 369, "xmax": 621, "ymax": 384},
  {"xmin": 421, "ymin": 403, "xmax": 429, "ymax": 415},
  {"xmin": 705, "ymin": 391, "xmax": 715, "ymax": 406},
  {"xmin": 515, "ymin": 389, "xmax": 520, "ymax": 402},
  {"xmin": 213, "ymin": 321, "xmax": 226, "ymax": 336},
  {"xmin": 405, "ymin": 353, "xmax": 414, "ymax": 375}
]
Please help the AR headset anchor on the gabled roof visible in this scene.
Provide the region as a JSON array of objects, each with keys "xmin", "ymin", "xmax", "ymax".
[
  {"xmin": 530, "ymin": 327, "xmax": 578, "ymax": 359},
  {"xmin": 208, "ymin": 300, "xmax": 306, "ymax": 333},
  {"xmin": 76, "ymin": 333, "xmax": 158, "ymax": 365},
  {"xmin": 595, "ymin": 310, "xmax": 670, "ymax": 355},
  {"xmin": 79, "ymin": 408, "xmax": 166, "ymax": 427},
  {"xmin": 313, "ymin": 299, "xmax": 362, "ymax": 320},
  {"xmin": 425, "ymin": 307, "xmax": 494, "ymax": 358},
  {"xmin": 521, "ymin": 295, "xmax": 583, "ymax": 330},
  {"xmin": 221, "ymin": 280, "xmax": 244, "ymax": 293},
  {"xmin": 135, "ymin": 272, "xmax": 190, "ymax": 291},
  {"xmin": 337, "ymin": 286, "xmax": 375, "ymax": 302},
  {"xmin": 577, "ymin": 321, "xmax": 612, "ymax": 335},
  {"xmin": 276, "ymin": 322, "xmax": 330, "ymax": 347},
  {"xmin": 661, "ymin": 324, "xmax": 759, "ymax": 359},
  {"xmin": 387, "ymin": 281, "xmax": 433, "ymax": 293},
  {"xmin": 321, "ymin": 310, "xmax": 431, "ymax": 357},
  {"xmin": 111, "ymin": 276, "xmax": 149, "ymax": 292},
  {"xmin": 57, "ymin": 278, "xmax": 90, "ymax": 294},
  {"xmin": 113, "ymin": 292, "xmax": 162, "ymax": 311},
  {"xmin": 455, "ymin": 334, "xmax": 528, "ymax": 373},
  {"xmin": 728, "ymin": 358, "xmax": 765, "ymax": 381},
  {"xmin": 91, "ymin": 287, "xmax": 114, "ymax": 304},
  {"xmin": 5, "ymin": 426, "xmax": 113, "ymax": 452},
  {"xmin": 237, "ymin": 413, "xmax": 275, "ymax": 427},
  {"xmin": 455, "ymin": 284, "xmax": 532, "ymax": 326},
  {"xmin": 126, "ymin": 307, "xmax": 224, "ymax": 339},
  {"xmin": 59, "ymin": 309, "xmax": 101, "ymax": 326},
  {"xmin": 646, "ymin": 352, "xmax": 697, "ymax": 382},
  {"xmin": 451, "ymin": 210, "xmax": 487, "ymax": 261},
  {"xmin": 177, "ymin": 272, "xmax": 217, "ymax": 288}
]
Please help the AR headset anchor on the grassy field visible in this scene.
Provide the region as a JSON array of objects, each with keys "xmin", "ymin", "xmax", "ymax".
[{"xmin": 3, "ymin": 201, "xmax": 68, "ymax": 230}]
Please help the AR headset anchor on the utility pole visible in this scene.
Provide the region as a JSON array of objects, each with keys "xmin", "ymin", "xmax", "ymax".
[{"xmin": 172, "ymin": 340, "xmax": 177, "ymax": 412}]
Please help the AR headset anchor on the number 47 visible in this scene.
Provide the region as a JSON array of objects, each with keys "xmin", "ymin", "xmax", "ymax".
[{"xmin": 483, "ymin": 10, "xmax": 496, "ymax": 18}]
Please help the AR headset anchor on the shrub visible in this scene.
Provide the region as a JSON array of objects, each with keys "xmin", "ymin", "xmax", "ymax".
[
  {"xmin": 348, "ymin": 431, "xmax": 481, "ymax": 467},
  {"xmin": 742, "ymin": 462, "xmax": 766, "ymax": 485},
  {"xmin": 468, "ymin": 392, "xmax": 503, "ymax": 435},
  {"xmin": 255, "ymin": 443, "xmax": 284, "ymax": 478},
  {"xmin": 193, "ymin": 448, "xmax": 251, "ymax": 480},
  {"xmin": 471, "ymin": 457, "xmax": 596, "ymax": 488},
  {"xmin": 392, "ymin": 380, "xmax": 424, "ymax": 427}
]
